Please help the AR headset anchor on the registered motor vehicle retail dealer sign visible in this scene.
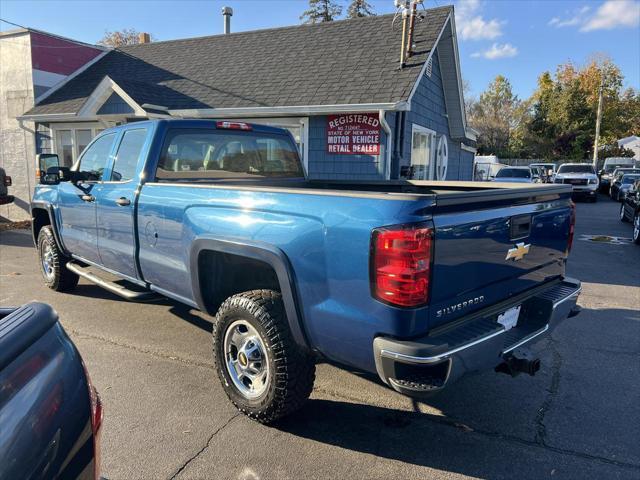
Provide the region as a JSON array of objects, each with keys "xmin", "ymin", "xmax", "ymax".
[{"xmin": 327, "ymin": 113, "xmax": 381, "ymax": 155}]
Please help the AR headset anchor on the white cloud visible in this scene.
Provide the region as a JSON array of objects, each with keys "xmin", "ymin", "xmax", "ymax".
[
  {"xmin": 471, "ymin": 43, "xmax": 518, "ymax": 60},
  {"xmin": 456, "ymin": 0, "xmax": 504, "ymax": 40},
  {"xmin": 548, "ymin": 6, "xmax": 591, "ymax": 28},
  {"xmin": 581, "ymin": 0, "xmax": 640, "ymax": 31}
]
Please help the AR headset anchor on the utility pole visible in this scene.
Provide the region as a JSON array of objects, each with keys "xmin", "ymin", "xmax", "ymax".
[{"xmin": 592, "ymin": 79, "xmax": 604, "ymax": 169}]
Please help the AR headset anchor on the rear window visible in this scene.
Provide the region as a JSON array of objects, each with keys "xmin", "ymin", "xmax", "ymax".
[
  {"xmin": 622, "ymin": 175, "xmax": 640, "ymax": 184},
  {"xmin": 558, "ymin": 164, "xmax": 595, "ymax": 174},
  {"xmin": 496, "ymin": 168, "xmax": 531, "ymax": 178},
  {"xmin": 156, "ymin": 129, "xmax": 303, "ymax": 181}
]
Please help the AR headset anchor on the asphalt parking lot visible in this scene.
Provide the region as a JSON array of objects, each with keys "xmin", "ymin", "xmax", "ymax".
[{"xmin": 1, "ymin": 196, "xmax": 639, "ymax": 480}]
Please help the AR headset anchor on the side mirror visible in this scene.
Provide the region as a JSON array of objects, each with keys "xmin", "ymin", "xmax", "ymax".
[{"xmin": 37, "ymin": 153, "xmax": 60, "ymax": 182}]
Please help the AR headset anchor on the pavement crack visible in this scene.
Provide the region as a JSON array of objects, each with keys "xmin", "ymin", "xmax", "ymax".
[
  {"xmin": 535, "ymin": 336, "xmax": 562, "ymax": 446},
  {"xmin": 69, "ymin": 329, "xmax": 214, "ymax": 369},
  {"xmin": 169, "ymin": 413, "xmax": 241, "ymax": 480}
]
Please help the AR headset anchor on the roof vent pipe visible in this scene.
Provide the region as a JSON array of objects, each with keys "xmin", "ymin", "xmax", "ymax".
[{"xmin": 222, "ymin": 6, "xmax": 233, "ymax": 34}]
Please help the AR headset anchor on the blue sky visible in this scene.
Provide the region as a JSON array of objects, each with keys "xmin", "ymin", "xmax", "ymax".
[{"xmin": 1, "ymin": 0, "xmax": 639, "ymax": 99}]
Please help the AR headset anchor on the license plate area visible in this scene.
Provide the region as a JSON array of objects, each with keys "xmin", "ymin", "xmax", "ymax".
[{"xmin": 497, "ymin": 305, "xmax": 521, "ymax": 331}]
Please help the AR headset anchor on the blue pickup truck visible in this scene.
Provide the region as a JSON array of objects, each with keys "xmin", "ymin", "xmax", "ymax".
[{"xmin": 32, "ymin": 119, "xmax": 581, "ymax": 423}]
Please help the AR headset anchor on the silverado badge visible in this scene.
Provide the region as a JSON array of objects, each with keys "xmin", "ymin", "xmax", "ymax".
[{"xmin": 506, "ymin": 242, "xmax": 530, "ymax": 261}]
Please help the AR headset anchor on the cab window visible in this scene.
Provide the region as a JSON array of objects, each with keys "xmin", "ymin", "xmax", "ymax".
[
  {"xmin": 111, "ymin": 129, "xmax": 147, "ymax": 182},
  {"xmin": 156, "ymin": 129, "xmax": 303, "ymax": 181},
  {"xmin": 77, "ymin": 133, "xmax": 116, "ymax": 181}
]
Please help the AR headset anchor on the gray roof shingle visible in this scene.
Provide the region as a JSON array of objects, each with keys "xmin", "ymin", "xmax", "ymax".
[{"xmin": 25, "ymin": 6, "xmax": 452, "ymax": 116}]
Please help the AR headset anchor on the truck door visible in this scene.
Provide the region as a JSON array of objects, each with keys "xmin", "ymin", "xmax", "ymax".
[
  {"xmin": 96, "ymin": 127, "xmax": 149, "ymax": 280},
  {"xmin": 56, "ymin": 132, "xmax": 117, "ymax": 264}
]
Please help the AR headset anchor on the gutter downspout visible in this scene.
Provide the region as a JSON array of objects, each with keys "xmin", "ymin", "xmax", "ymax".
[{"xmin": 379, "ymin": 110, "xmax": 392, "ymax": 180}]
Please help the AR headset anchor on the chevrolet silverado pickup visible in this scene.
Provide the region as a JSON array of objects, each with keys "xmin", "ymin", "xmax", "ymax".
[{"xmin": 31, "ymin": 119, "xmax": 581, "ymax": 423}]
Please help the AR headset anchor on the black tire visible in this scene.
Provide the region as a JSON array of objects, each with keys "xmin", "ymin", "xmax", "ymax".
[
  {"xmin": 37, "ymin": 226, "xmax": 79, "ymax": 291},
  {"xmin": 212, "ymin": 289, "xmax": 315, "ymax": 424},
  {"xmin": 591, "ymin": 195, "xmax": 598, "ymax": 203},
  {"xmin": 633, "ymin": 212, "xmax": 640, "ymax": 245},
  {"xmin": 620, "ymin": 204, "xmax": 629, "ymax": 222}
]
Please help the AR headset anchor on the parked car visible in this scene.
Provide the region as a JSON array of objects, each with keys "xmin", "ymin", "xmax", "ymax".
[
  {"xmin": 609, "ymin": 168, "xmax": 640, "ymax": 199},
  {"xmin": 31, "ymin": 119, "xmax": 581, "ymax": 424},
  {"xmin": 530, "ymin": 163, "xmax": 556, "ymax": 183},
  {"xmin": 493, "ymin": 166, "xmax": 536, "ymax": 183},
  {"xmin": 0, "ymin": 167, "xmax": 14, "ymax": 205},
  {"xmin": 473, "ymin": 156, "xmax": 506, "ymax": 181},
  {"xmin": 620, "ymin": 179, "xmax": 640, "ymax": 244},
  {"xmin": 553, "ymin": 163, "xmax": 599, "ymax": 202},
  {"xmin": 610, "ymin": 173, "xmax": 640, "ymax": 202},
  {"xmin": 0, "ymin": 302, "xmax": 103, "ymax": 479},
  {"xmin": 599, "ymin": 158, "xmax": 637, "ymax": 193}
]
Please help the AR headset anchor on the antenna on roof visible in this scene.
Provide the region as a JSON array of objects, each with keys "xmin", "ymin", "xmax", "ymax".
[
  {"xmin": 395, "ymin": 0, "xmax": 423, "ymax": 68},
  {"xmin": 395, "ymin": 0, "xmax": 410, "ymax": 68},
  {"xmin": 405, "ymin": 0, "xmax": 423, "ymax": 60}
]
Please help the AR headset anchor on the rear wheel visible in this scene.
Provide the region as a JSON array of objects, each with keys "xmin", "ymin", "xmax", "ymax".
[
  {"xmin": 633, "ymin": 212, "xmax": 640, "ymax": 245},
  {"xmin": 37, "ymin": 226, "xmax": 79, "ymax": 291},
  {"xmin": 212, "ymin": 289, "xmax": 315, "ymax": 424}
]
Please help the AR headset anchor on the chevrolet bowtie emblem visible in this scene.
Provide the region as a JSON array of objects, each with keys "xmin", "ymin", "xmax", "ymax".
[{"xmin": 506, "ymin": 242, "xmax": 530, "ymax": 261}]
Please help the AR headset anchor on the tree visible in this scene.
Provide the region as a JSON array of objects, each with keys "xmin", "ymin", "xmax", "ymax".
[
  {"xmin": 346, "ymin": 0, "xmax": 375, "ymax": 18},
  {"xmin": 300, "ymin": 0, "xmax": 343, "ymax": 24},
  {"xmin": 598, "ymin": 144, "xmax": 635, "ymax": 159},
  {"xmin": 467, "ymin": 75, "xmax": 527, "ymax": 158},
  {"xmin": 524, "ymin": 55, "xmax": 637, "ymax": 160},
  {"xmin": 97, "ymin": 28, "xmax": 153, "ymax": 47}
]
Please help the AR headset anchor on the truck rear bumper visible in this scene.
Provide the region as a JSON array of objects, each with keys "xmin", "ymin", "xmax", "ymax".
[{"xmin": 373, "ymin": 277, "xmax": 581, "ymax": 397}]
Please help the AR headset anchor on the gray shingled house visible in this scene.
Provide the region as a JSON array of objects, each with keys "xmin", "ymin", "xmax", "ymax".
[{"xmin": 20, "ymin": 5, "xmax": 476, "ymax": 181}]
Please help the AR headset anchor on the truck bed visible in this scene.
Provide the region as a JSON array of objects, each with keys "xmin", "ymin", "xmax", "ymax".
[{"xmin": 152, "ymin": 177, "xmax": 571, "ymax": 206}]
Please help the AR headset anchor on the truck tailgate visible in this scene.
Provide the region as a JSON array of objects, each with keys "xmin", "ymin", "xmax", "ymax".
[{"xmin": 429, "ymin": 198, "xmax": 572, "ymax": 329}]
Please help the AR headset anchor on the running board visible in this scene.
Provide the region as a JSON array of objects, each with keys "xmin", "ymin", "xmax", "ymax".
[{"xmin": 66, "ymin": 262, "xmax": 157, "ymax": 301}]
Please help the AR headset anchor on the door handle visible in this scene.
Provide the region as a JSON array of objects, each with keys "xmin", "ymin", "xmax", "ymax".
[
  {"xmin": 115, "ymin": 197, "xmax": 131, "ymax": 206},
  {"xmin": 81, "ymin": 194, "xmax": 95, "ymax": 202}
]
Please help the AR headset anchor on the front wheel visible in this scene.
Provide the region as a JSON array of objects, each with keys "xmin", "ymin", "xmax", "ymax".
[
  {"xmin": 633, "ymin": 213, "xmax": 640, "ymax": 245},
  {"xmin": 620, "ymin": 204, "xmax": 629, "ymax": 222},
  {"xmin": 212, "ymin": 290, "xmax": 315, "ymax": 424},
  {"xmin": 37, "ymin": 226, "xmax": 79, "ymax": 291}
]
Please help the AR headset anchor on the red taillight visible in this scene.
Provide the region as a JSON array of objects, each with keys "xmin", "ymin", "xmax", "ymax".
[
  {"xmin": 81, "ymin": 359, "xmax": 103, "ymax": 479},
  {"xmin": 567, "ymin": 200, "xmax": 576, "ymax": 253},
  {"xmin": 371, "ymin": 223, "xmax": 433, "ymax": 307},
  {"xmin": 4, "ymin": 175, "xmax": 11, "ymax": 187},
  {"xmin": 216, "ymin": 121, "xmax": 252, "ymax": 131}
]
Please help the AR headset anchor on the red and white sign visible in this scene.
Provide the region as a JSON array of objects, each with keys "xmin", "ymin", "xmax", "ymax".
[{"xmin": 327, "ymin": 113, "xmax": 381, "ymax": 155}]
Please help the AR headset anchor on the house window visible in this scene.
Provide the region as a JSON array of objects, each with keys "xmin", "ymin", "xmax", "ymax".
[
  {"xmin": 407, "ymin": 125, "xmax": 437, "ymax": 180},
  {"xmin": 52, "ymin": 124, "xmax": 103, "ymax": 167}
]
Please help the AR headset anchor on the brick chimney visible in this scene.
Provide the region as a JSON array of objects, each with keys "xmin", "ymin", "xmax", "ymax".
[{"xmin": 138, "ymin": 32, "xmax": 151, "ymax": 44}]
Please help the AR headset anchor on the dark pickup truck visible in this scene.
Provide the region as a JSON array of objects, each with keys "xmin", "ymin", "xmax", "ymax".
[
  {"xmin": 31, "ymin": 119, "xmax": 581, "ymax": 423},
  {"xmin": 0, "ymin": 303, "xmax": 103, "ymax": 479}
]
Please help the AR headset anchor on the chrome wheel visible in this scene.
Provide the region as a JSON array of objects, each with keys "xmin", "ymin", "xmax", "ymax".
[
  {"xmin": 634, "ymin": 214, "xmax": 640, "ymax": 242},
  {"xmin": 223, "ymin": 319, "xmax": 270, "ymax": 399},
  {"xmin": 41, "ymin": 242, "xmax": 55, "ymax": 281}
]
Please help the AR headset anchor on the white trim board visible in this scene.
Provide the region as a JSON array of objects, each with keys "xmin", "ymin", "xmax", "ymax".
[{"xmin": 77, "ymin": 76, "xmax": 147, "ymax": 117}]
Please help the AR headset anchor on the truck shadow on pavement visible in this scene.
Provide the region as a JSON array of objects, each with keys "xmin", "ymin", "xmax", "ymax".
[
  {"xmin": 275, "ymin": 304, "xmax": 639, "ymax": 476},
  {"xmin": 68, "ymin": 284, "xmax": 214, "ymax": 332}
]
